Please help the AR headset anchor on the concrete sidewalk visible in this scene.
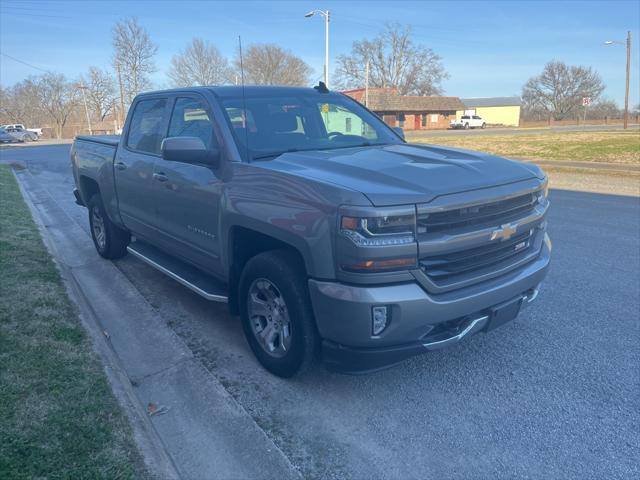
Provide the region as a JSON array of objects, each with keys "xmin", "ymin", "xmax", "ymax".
[{"xmin": 14, "ymin": 168, "xmax": 301, "ymax": 480}]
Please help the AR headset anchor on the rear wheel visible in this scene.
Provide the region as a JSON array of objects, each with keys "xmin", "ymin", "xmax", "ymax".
[
  {"xmin": 239, "ymin": 250, "xmax": 319, "ymax": 377},
  {"xmin": 464, "ymin": 123, "xmax": 469, "ymax": 129},
  {"xmin": 481, "ymin": 123, "xmax": 486, "ymax": 129},
  {"xmin": 88, "ymin": 194, "xmax": 130, "ymax": 259}
]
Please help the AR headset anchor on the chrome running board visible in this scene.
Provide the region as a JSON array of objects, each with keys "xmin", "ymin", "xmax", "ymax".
[{"xmin": 127, "ymin": 241, "xmax": 228, "ymax": 303}]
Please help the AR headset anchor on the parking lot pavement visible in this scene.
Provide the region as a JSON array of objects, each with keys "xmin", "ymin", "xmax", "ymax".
[{"xmin": 2, "ymin": 144, "xmax": 639, "ymax": 479}]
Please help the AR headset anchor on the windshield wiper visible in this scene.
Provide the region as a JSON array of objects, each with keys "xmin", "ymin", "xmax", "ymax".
[
  {"xmin": 251, "ymin": 142, "xmax": 392, "ymax": 161},
  {"xmin": 321, "ymin": 142, "xmax": 391, "ymax": 151},
  {"xmin": 252, "ymin": 149, "xmax": 299, "ymax": 161}
]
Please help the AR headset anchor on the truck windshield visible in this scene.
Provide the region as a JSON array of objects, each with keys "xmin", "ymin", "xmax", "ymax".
[{"xmin": 220, "ymin": 93, "xmax": 403, "ymax": 161}]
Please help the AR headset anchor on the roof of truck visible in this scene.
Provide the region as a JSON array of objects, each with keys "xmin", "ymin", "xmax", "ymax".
[{"xmin": 138, "ymin": 85, "xmax": 338, "ymax": 99}]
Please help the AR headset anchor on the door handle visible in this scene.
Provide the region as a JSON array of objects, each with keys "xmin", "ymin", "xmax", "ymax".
[
  {"xmin": 114, "ymin": 161, "xmax": 127, "ymax": 171},
  {"xmin": 153, "ymin": 173, "xmax": 168, "ymax": 182}
]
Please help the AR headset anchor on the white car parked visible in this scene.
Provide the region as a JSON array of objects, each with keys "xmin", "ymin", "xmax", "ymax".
[
  {"xmin": 450, "ymin": 115, "xmax": 486, "ymax": 129},
  {"xmin": 1, "ymin": 124, "xmax": 43, "ymax": 137}
]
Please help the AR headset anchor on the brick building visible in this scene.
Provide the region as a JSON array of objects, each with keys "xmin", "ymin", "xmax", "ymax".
[{"xmin": 342, "ymin": 87, "xmax": 465, "ymax": 130}]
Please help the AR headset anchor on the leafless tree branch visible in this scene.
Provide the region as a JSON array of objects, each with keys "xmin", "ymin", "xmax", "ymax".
[
  {"xmin": 522, "ymin": 60, "xmax": 605, "ymax": 120},
  {"xmin": 112, "ymin": 17, "xmax": 157, "ymax": 106},
  {"xmin": 334, "ymin": 23, "xmax": 448, "ymax": 96},
  {"xmin": 234, "ymin": 44, "xmax": 312, "ymax": 86},
  {"xmin": 168, "ymin": 38, "xmax": 233, "ymax": 87}
]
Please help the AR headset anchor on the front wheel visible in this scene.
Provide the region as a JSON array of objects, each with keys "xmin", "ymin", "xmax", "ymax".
[
  {"xmin": 464, "ymin": 123, "xmax": 469, "ymax": 129},
  {"xmin": 481, "ymin": 123, "xmax": 486, "ymax": 129},
  {"xmin": 239, "ymin": 250, "xmax": 319, "ymax": 377},
  {"xmin": 88, "ymin": 194, "xmax": 130, "ymax": 259}
]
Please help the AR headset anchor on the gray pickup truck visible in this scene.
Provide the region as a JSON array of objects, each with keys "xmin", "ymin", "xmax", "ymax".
[{"xmin": 71, "ymin": 85, "xmax": 551, "ymax": 377}]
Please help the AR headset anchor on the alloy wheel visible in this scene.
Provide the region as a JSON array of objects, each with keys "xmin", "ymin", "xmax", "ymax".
[{"xmin": 247, "ymin": 278, "xmax": 292, "ymax": 358}]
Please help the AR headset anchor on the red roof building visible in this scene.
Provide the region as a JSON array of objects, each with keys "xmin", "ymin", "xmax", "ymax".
[{"xmin": 342, "ymin": 87, "xmax": 465, "ymax": 130}]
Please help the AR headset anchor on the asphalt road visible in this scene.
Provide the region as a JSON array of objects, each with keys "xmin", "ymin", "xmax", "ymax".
[
  {"xmin": 2, "ymin": 144, "xmax": 639, "ymax": 479},
  {"xmin": 406, "ymin": 123, "xmax": 640, "ymax": 138}
]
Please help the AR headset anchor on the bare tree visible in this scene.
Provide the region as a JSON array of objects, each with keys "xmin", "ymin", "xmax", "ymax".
[
  {"xmin": 234, "ymin": 44, "xmax": 312, "ymax": 86},
  {"xmin": 335, "ymin": 23, "xmax": 448, "ymax": 95},
  {"xmin": 0, "ymin": 80, "xmax": 45, "ymax": 126},
  {"xmin": 585, "ymin": 98, "xmax": 621, "ymax": 119},
  {"xmin": 522, "ymin": 61, "xmax": 605, "ymax": 120},
  {"xmin": 168, "ymin": 38, "xmax": 232, "ymax": 87},
  {"xmin": 34, "ymin": 73, "xmax": 79, "ymax": 138},
  {"xmin": 112, "ymin": 17, "xmax": 157, "ymax": 106},
  {"xmin": 79, "ymin": 66, "xmax": 116, "ymax": 121}
]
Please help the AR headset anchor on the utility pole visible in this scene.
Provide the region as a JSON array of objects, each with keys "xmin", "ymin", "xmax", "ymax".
[
  {"xmin": 624, "ymin": 31, "xmax": 631, "ymax": 130},
  {"xmin": 112, "ymin": 100, "xmax": 118, "ymax": 133},
  {"xmin": 78, "ymin": 85, "xmax": 92, "ymax": 135},
  {"xmin": 116, "ymin": 62, "xmax": 125, "ymax": 130},
  {"xmin": 365, "ymin": 60, "xmax": 369, "ymax": 107}
]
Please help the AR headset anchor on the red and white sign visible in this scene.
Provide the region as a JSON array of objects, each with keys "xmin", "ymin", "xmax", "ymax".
[{"xmin": 582, "ymin": 97, "xmax": 592, "ymax": 106}]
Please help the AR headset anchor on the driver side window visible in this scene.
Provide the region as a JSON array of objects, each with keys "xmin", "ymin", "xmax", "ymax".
[
  {"xmin": 317, "ymin": 103, "xmax": 379, "ymax": 140},
  {"xmin": 168, "ymin": 97, "xmax": 217, "ymax": 149}
]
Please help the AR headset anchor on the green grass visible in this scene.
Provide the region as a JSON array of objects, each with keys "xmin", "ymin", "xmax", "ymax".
[
  {"xmin": 406, "ymin": 130, "xmax": 640, "ymax": 164},
  {"xmin": 0, "ymin": 165, "xmax": 145, "ymax": 479}
]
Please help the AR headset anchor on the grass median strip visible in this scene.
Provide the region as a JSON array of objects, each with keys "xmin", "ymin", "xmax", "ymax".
[
  {"xmin": 0, "ymin": 165, "xmax": 145, "ymax": 479},
  {"xmin": 407, "ymin": 130, "xmax": 640, "ymax": 164}
]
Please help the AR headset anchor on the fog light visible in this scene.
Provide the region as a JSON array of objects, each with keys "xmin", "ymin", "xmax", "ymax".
[{"xmin": 372, "ymin": 306, "xmax": 389, "ymax": 336}]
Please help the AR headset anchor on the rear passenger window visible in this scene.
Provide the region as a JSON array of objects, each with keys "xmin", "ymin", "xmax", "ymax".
[
  {"xmin": 168, "ymin": 97, "xmax": 216, "ymax": 149},
  {"xmin": 127, "ymin": 98, "xmax": 167, "ymax": 154}
]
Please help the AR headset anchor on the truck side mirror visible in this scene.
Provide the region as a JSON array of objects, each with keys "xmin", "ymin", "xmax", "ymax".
[
  {"xmin": 161, "ymin": 136, "xmax": 220, "ymax": 167},
  {"xmin": 392, "ymin": 126, "xmax": 405, "ymax": 140}
]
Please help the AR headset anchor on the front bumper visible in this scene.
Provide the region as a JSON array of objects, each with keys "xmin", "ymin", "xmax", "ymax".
[{"xmin": 309, "ymin": 234, "xmax": 551, "ymax": 373}]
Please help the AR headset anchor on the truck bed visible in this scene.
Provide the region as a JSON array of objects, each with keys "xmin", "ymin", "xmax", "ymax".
[{"xmin": 75, "ymin": 135, "xmax": 120, "ymax": 147}]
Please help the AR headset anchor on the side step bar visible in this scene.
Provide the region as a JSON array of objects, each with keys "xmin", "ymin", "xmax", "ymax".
[{"xmin": 127, "ymin": 241, "xmax": 228, "ymax": 303}]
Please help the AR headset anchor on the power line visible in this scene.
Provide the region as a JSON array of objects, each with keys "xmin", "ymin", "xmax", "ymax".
[
  {"xmin": 0, "ymin": 8, "xmax": 72, "ymax": 19},
  {"xmin": 0, "ymin": 52, "xmax": 49, "ymax": 72}
]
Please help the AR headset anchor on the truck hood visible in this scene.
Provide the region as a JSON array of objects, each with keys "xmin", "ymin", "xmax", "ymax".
[{"xmin": 262, "ymin": 143, "xmax": 544, "ymax": 206}]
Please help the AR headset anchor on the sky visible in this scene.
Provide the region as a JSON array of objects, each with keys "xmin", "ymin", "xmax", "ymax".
[{"xmin": 1, "ymin": 0, "xmax": 639, "ymax": 107}]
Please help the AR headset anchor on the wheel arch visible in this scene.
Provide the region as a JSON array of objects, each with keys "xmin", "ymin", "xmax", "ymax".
[
  {"xmin": 226, "ymin": 224, "xmax": 312, "ymax": 315},
  {"xmin": 78, "ymin": 175, "xmax": 100, "ymax": 205}
]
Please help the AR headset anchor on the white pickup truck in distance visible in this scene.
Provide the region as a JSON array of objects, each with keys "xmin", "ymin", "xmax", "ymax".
[
  {"xmin": 450, "ymin": 115, "xmax": 486, "ymax": 129},
  {"xmin": 1, "ymin": 124, "xmax": 43, "ymax": 137}
]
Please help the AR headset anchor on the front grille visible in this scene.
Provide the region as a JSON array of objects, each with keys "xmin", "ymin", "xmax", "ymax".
[
  {"xmin": 418, "ymin": 192, "xmax": 537, "ymax": 234},
  {"xmin": 420, "ymin": 229, "xmax": 535, "ymax": 283}
]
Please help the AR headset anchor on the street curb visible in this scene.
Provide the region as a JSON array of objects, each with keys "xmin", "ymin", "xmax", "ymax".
[
  {"xmin": 13, "ymin": 169, "xmax": 182, "ymax": 480},
  {"xmin": 13, "ymin": 167, "xmax": 303, "ymax": 480}
]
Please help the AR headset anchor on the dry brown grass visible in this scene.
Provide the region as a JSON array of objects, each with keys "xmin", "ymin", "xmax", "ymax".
[{"xmin": 407, "ymin": 130, "xmax": 640, "ymax": 164}]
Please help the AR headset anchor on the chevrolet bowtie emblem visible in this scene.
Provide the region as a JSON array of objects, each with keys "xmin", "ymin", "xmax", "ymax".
[{"xmin": 491, "ymin": 223, "xmax": 517, "ymax": 241}]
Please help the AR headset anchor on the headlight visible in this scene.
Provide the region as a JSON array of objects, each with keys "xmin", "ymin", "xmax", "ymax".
[
  {"xmin": 338, "ymin": 206, "xmax": 418, "ymax": 273},
  {"xmin": 535, "ymin": 178, "xmax": 549, "ymax": 205},
  {"xmin": 340, "ymin": 211, "xmax": 416, "ymax": 246}
]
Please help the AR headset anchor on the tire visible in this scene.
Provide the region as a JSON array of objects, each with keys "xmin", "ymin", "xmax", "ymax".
[
  {"xmin": 239, "ymin": 250, "xmax": 319, "ymax": 377},
  {"xmin": 481, "ymin": 123, "xmax": 486, "ymax": 129},
  {"xmin": 464, "ymin": 123, "xmax": 469, "ymax": 129},
  {"xmin": 88, "ymin": 194, "xmax": 130, "ymax": 259}
]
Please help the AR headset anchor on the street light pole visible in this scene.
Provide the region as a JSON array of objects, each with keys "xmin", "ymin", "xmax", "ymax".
[
  {"xmin": 305, "ymin": 9, "xmax": 330, "ymax": 88},
  {"xmin": 605, "ymin": 31, "xmax": 632, "ymax": 129},
  {"xmin": 78, "ymin": 85, "xmax": 92, "ymax": 135},
  {"xmin": 624, "ymin": 30, "xmax": 631, "ymax": 130}
]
